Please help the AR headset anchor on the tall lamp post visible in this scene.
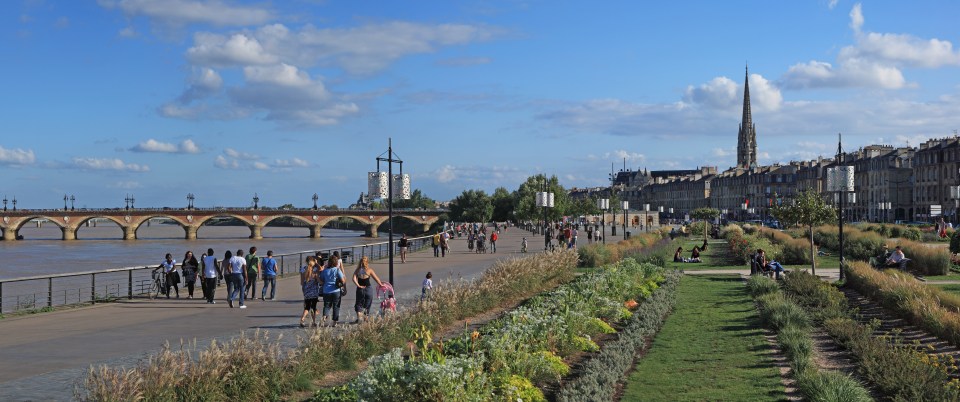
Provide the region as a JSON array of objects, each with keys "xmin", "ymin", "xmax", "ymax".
[
  {"xmin": 63, "ymin": 194, "xmax": 68, "ymax": 211},
  {"xmin": 312, "ymin": 193, "xmax": 319, "ymax": 210},
  {"xmin": 187, "ymin": 193, "xmax": 195, "ymax": 210},
  {"xmin": 373, "ymin": 138, "xmax": 410, "ymax": 285},
  {"xmin": 827, "ymin": 133, "xmax": 855, "ymax": 281},
  {"xmin": 644, "ymin": 203, "xmax": 650, "ymax": 232},
  {"xmin": 537, "ymin": 177, "xmax": 555, "ymax": 250},
  {"xmin": 253, "ymin": 193, "xmax": 260, "ymax": 210},
  {"xmin": 597, "ymin": 198, "xmax": 609, "ymax": 244},
  {"xmin": 622, "ymin": 201, "xmax": 630, "ymax": 240},
  {"xmin": 12, "ymin": 197, "xmax": 17, "ymax": 211},
  {"xmin": 878, "ymin": 201, "xmax": 891, "ymax": 223},
  {"xmin": 70, "ymin": 195, "xmax": 75, "ymax": 211}
]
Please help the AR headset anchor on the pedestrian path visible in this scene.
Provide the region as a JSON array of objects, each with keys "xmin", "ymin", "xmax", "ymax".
[{"xmin": 0, "ymin": 226, "xmax": 530, "ymax": 401}]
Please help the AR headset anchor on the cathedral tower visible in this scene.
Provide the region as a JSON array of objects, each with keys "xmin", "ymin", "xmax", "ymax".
[{"xmin": 737, "ymin": 66, "xmax": 758, "ymax": 169}]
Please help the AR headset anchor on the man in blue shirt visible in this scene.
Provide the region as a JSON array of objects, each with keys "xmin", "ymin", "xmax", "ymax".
[{"xmin": 260, "ymin": 250, "xmax": 278, "ymax": 300}]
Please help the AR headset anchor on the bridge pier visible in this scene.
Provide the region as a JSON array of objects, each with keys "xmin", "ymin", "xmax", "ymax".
[
  {"xmin": 249, "ymin": 225, "xmax": 263, "ymax": 240},
  {"xmin": 62, "ymin": 226, "xmax": 77, "ymax": 241},
  {"xmin": 365, "ymin": 224, "xmax": 379, "ymax": 238},
  {"xmin": 421, "ymin": 223, "xmax": 432, "ymax": 234},
  {"xmin": 184, "ymin": 226, "xmax": 198, "ymax": 240},
  {"xmin": 122, "ymin": 226, "xmax": 137, "ymax": 240},
  {"xmin": 1, "ymin": 227, "xmax": 12, "ymax": 241},
  {"xmin": 309, "ymin": 225, "xmax": 322, "ymax": 239}
]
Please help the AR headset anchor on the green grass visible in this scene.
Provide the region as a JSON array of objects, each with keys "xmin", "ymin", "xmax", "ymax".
[
  {"xmin": 666, "ymin": 238, "xmax": 745, "ymax": 270},
  {"xmin": 919, "ymin": 271, "xmax": 960, "ymax": 281},
  {"xmin": 928, "ymin": 283, "xmax": 960, "ymax": 294},
  {"xmin": 622, "ymin": 275, "xmax": 785, "ymax": 401},
  {"xmin": 783, "ymin": 253, "xmax": 841, "ymax": 272}
]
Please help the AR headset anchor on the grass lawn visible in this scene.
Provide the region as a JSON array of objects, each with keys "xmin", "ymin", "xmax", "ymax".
[
  {"xmin": 919, "ymin": 271, "xmax": 960, "ymax": 281},
  {"xmin": 667, "ymin": 238, "xmax": 745, "ymax": 270},
  {"xmin": 622, "ymin": 275, "xmax": 784, "ymax": 401},
  {"xmin": 928, "ymin": 283, "xmax": 960, "ymax": 294}
]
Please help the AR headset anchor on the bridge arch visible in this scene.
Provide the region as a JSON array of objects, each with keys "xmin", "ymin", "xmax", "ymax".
[
  {"xmin": 12, "ymin": 216, "xmax": 66, "ymax": 233},
  {"xmin": 376, "ymin": 214, "xmax": 439, "ymax": 235},
  {"xmin": 73, "ymin": 216, "xmax": 127, "ymax": 240}
]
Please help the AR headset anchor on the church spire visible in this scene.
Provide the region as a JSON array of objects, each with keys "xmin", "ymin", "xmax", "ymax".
[{"xmin": 736, "ymin": 65, "xmax": 758, "ymax": 169}]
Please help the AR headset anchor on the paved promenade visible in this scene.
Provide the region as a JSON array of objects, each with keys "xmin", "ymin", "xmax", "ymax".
[{"xmin": 0, "ymin": 227, "xmax": 533, "ymax": 401}]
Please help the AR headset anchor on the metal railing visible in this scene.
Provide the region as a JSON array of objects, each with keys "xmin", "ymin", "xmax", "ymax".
[{"xmin": 0, "ymin": 234, "xmax": 434, "ymax": 314}]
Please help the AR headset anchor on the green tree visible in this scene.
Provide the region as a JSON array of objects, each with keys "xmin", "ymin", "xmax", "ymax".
[
  {"xmin": 393, "ymin": 189, "xmax": 436, "ymax": 210},
  {"xmin": 513, "ymin": 175, "xmax": 571, "ymax": 222},
  {"xmin": 490, "ymin": 187, "xmax": 514, "ymax": 222},
  {"xmin": 449, "ymin": 189, "xmax": 493, "ymax": 223},
  {"xmin": 690, "ymin": 207, "xmax": 720, "ymax": 245},
  {"xmin": 771, "ymin": 189, "xmax": 836, "ymax": 275}
]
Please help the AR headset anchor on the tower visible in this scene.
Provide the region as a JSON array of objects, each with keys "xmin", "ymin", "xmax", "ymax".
[{"xmin": 737, "ymin": 66, "xmax": 758, "ymax": 169}]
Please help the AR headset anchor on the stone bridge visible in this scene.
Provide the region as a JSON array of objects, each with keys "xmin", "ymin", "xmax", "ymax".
[{"xmin": 0, "ymin": 208, "xmax": 445, "ymax": 241}]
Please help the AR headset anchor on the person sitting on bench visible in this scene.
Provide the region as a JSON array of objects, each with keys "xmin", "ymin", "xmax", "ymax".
[
  {"xmin": 755, "ymin": 249, "xmax": 784, "ymax": 279},
  {"xmin": 884, "ymin": 245, "xmax": 911, "ymax": 269}
]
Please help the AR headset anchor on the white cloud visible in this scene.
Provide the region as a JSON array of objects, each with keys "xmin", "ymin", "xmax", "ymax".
[
  {"xmin": 828, "ymin": 0, "xmax": 839, "ymax": 10},
  {"xmin": 187, "ymin": 32, "xmax": 278, "ymax": 67},
  {"xmin": 713, "ymin": 148, "xmax": 733, "ymax": 157},
  {"xmin": 130, "ymin": 139, "xmax": 201, "ymax": 154},
  {"xmin": 605, "ymin": 150, "xmax": 645, "ymax": 163},
  {"xmin": 0, "ymin": 146, "xmax": 36, "ymax": 166},
  {"xmin": 73, "ymin": 158, "xmax": 149, "ymax": 172},
  {"xmin": 119, "ymin": 26, "xmax": 138, "ymax": 38},
  {"xmin": 684, "ymin": 77, "xmax": 738, "ymax": 110},
  {"xmin": 274, "ymin": 158, "xmax": 308, "ymax": 168},
  {"xmin": 749, "ymin": 74, "xmax": 783, "ymax": 111},
  {"xmin": 781, "ymin": 3, "xmax": 960, "ymax": 90},
  {"xmin": 214, "ymin": 155, "xmax": 239, "ymax": 169},
  {"xmin": 849, "ymin": 2, "xmax": 863, "ymax": 32},
  {"xmin": 98, "ymin": 0, "xmax": 274, "ymax": 27},
  {"xmin": 435, "ymin": 165, "xmax": 456, "ymax": 183},
  {"xmin": 253, "ymin": 161, "xmax": 269, "ymax": 170},
  {"xmin": 224, "ymin": 148, "xmax": 257, "ymax": 159}
]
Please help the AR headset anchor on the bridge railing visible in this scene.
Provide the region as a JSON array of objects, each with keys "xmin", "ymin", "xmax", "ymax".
[{"xmin": 0, "ymin": 234, "xmax": 434, "ymax": 315}]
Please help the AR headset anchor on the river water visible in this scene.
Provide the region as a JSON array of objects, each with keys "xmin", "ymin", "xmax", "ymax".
[{"xmin": 0, "ymin": 224, "xmax": 385, "ymax": 280}]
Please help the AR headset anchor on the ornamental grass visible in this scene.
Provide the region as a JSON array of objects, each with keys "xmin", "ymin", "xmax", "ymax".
[
  {"xmin": 81, "ymin": 250, "xmax": 579, "ymax": 402},
  {"xmin": 893, "ymin": 238, "xmax": 951, "ymax": 276},
  {"xmin": 757, "ymin": 227, "xmax": 814, "ymax": 265},
  {"xmin": 845, "ymin": 261, "xmax": 960, "ymax": 347},
  {"xmin": 576, "ymin": 230, "xmax": 666, "ymax": 267}
]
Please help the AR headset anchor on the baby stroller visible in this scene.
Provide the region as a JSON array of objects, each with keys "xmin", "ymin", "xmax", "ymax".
[
  {"xmin": 476, "ymin": 237, "xmax": 487, "ymax": 253},
  {"xmin": 377, "ymin": 282, "xmax": 397, "ymax": 315}
]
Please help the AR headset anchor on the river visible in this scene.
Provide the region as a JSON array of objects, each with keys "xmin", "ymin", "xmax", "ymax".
[{"xmin": 0, "ymin": 224, "xmax": 387, "ymax": 280}]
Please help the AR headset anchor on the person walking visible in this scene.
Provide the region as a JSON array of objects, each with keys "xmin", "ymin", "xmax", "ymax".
[
  {"xmin": 158, "ymin": 253, "xmax": 179, "ymax": 298},
  {"xmin": 181, "ymin": 251, "xmax": 199, "ymax": 299},
  {"xmin": 260, "ymin": 250, "xmax": 277, "ymax": 300},
  {"xmin": 201, "ymin": 248, "xmax": 220, "ymax": 304},
  {"xmin": 299, "ymin": 256, "xmax": 321, "ymax": 327},
  {"xmin": 352, "ymin": 256, "xmax": 383, "ymax": 323},
  {"xmin": 432, "ymin": 232, "xmax": 441, "ymax": 257},
  {"xmin": 490, "ymin": 231, "xmax": 498, "ymax": 253},
  {"xmin": 320, "ymin": 255, "xmax": 345, "ymax": 327},
  {"xmin": 440, "ymin": 232, "xmax": 449, "ymax": 257},
  {"xmin": 227, "ymin": 249, "xmax": 247, "ymax": 309},
  {"xmin": 244, "ymin": 246, "xmax": 259, "ymax": 299},
  {"xmin": 398, "ymin": 234, "xmax": 409, "ymax": 263}
]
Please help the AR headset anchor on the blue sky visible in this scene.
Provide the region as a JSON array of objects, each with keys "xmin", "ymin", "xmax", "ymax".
[{"xmin": 2, "ymin": 0, "xmax": 960, "ymax": 209}]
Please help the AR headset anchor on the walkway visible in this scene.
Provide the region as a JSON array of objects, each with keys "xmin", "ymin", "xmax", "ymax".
[{"xmin": 0, "ymin": 226, "xmax": 529, "ymax": 401}]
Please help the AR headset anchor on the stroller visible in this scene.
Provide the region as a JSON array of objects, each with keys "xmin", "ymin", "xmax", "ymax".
[
  {"xmin": 476, "ymin": 237, "xmax": 487, "ymax": 253},
  {"xmin": 377, "ymin": 282, "xmax": 397, "ymax": 315}
]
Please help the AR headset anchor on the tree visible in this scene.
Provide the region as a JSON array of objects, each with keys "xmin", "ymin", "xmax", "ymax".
[
  {"xmin": 513, "ymin": 175, "xmax": 570, "ymax": 222},
  {"xmin": 690, "ymin": 207, "xmax": 720, "ymax": 245},
  {"xmin": 393, "ymin": 189, "xmax": 436, "ymax": 210},
  {"xmin": 490, "ymin": 187, "xmax": 514, "ymax": 222},
  {"xmin": 771, "ymin": 189, "xmax": 836, "ymax": 275},
  {"xmin": 449, "ymin": 189, "xmax": 493, "ymax": 223}
]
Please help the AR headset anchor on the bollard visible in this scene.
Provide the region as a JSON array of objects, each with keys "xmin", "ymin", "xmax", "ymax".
[
  {"xmin": 48, "ymin": 277, "xmax": 53, "ymax": 307},
  {"xmin": 128, "ymin": 270, "xmax": 133, "ymax": 299},
  {"xmin": 91, "ymin": 273, "xmax": 96, "ymax": 304}
]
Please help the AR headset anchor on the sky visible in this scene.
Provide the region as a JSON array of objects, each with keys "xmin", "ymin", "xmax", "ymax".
[{"xmin": 2, "ymin": 0, "xmax": 960, "ymax": 209}]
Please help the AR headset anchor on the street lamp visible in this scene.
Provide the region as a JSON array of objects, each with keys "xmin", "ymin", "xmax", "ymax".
[
  {"xmin": 124, "ymin": 194, "xmax": 130, "ymax": 210},
  {"xmin": 63, "ymin": 194, "xmax": 68, "ymax": 211},
  {"xmin": 312, "ymin": 193, "xmax": 319, "ymax": 210},
  {"xmin": 70, "ymin": 195, "xmax": 75, "ymax": 211},
  {"xmin": 826, "ymin": 133, "xmax": 855, "ymax": 281},
  {"xmin": 537, "ymin": 177, "xmax": 555, "ymax": 250},
  {"xmin": 253, "ymin": 193, "xmax": 260, "ymax": 210},
  {"xmin": 644, "ymin": 203, "xmax": 650, "ymax": 233},
  {"xmin": 622, "ymin": 201, "xmax": 629, "ymax": 240},
  {"xmin": 597, "ymin": 198, "xmax": 609, "ymax": 244},
  {"xmin": 187, "ymin": 193, "xmax": 195, "ymax": 210},
  {"xmin": 11, "ymin": 197, "xmax": 16, "ymax": 211},
  {"xmin": 372, "ymin": 138, "xmax": 411, "ymax": 285},
  {"xmin": 2, "ymin": 196, "xmax": 6, "ymax": 211},
  {"xmin": 130, "ymin": 195, "xmax": 135, "ymax": 210},
  {"xmin": 878, "ymin": 201, "xmax": 891, "ymax": 224}
]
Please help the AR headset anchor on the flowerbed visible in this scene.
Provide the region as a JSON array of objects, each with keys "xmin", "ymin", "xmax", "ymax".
[
  {"xmin": 577, "ymin": 229, "xmax": 667, "ymax": 267},
  {"xmin": 809, "ymin": 226, "xmax": 949, "ymax": 275},
  {"xmin": 748, "ymin": 274, "xmax": 872, "ymax": 402},
  {"xmin": 81, "ymin": 251, "xmax": 580, "ymax": 402},
  {"xmin": 310, "ymin": 258, "xmax": 668, "ymax": 401},
  {"xmin": 846, "ymin": 261, "xmax": 960, "ymax": 346}
]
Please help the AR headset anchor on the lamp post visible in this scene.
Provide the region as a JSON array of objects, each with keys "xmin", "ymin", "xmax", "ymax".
[
  {"xmin": 63, "ymin": 194, "xmax": 68, "ymax": 211},
  {"xmin": 2, "ymin": 196, "xmax": 6, "ymax": 212},
  {"xmin": 537, "ymin": 177, "xmax": 554, "ymax": 250},
  {"xmin": 253, "ymin": 193, "xmax": 260, "ymax": 210},
  {"xmin": 374, "ymin": 138, "xmax": 409, "ymax": 285},
  {"xmin": 622, "ymin": 201, "xmax": 629, "ymax": 240},
  {"xmin": 827, "ymin": 133, "xmax": 855, "ymax": 281},
  {"xmin": 124, "ymin": 195, "xmax": 130, "ymax": 210},
  {"xmin": 644, "ymin": 203, "xmax": 650, "ymax": 233},
  {"xmin": 597, "ymin": 198, "xmax": 609, "ymax": 244},
  {"xmin": 70, "ymin": 195, "xmax": 75, "ymax": 211},
  {"xmin": 187, "ymin": 193, "xmax": 195, "ymax": 210},
  {"xmin": 312, "ymin": 193, "xmax": 319, "ymax": 210},
  {"xmin": 11, "ymin": 197, "xmax": 16, "ymax": 211}
]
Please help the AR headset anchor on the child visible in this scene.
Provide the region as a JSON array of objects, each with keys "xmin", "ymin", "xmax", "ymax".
[
  {"xmin": 521, "ymin": 237, "xmax": 528, "ymax": 253},
  {"xmin": 421, "ymin": 272, "xmax": 433, "ymax": 301}
]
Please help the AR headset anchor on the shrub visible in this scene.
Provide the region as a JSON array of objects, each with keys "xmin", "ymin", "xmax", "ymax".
[
  {"xmin": 746, "ymin": 275, "xmax": 779, "ymax": 297},
  {"xmin": 351, "ymin": 349, "xmax": 493, "ymax": 401},
  {"xmin": 498, "ymin": 375, "xmax": 546, "ymax": 402},
  {"xmin": 720, "ymin": 224, "xmax": 744, "ymax": 239},
  {"xmin": 902, "ymin": 226, "xmax": 922, "ymax": 241},
  {"xmin": 895, "ymin": 239, "xmax": 951, "ymax": 276},
  {"xmin": 777, "ymin": 326, "xmax": 813, "ymax": 374},
  {"xmin": 576, "ymin": 232, "xmax": 664, "ymax": 267},
  {"xmin": 781, "ymin": 271, "xmax": 847, "ymax": 323},
  {"xmin": 758, "ymin": 227, "xmax": 813, "ymax": 265},
  {"xmin": 555, "ymin": 271, "xmax": 681, "ymax": 402},
  {"xmin": 795, "ymin": 370, "xmax": 873, "ymax": 402},
  {"xmin": 756, "ymin": 292, "xmax": 809, "ymax": 332},
  {"xmin": 951, "ymin": 230, "xmax": 960, "ymax": 254}
]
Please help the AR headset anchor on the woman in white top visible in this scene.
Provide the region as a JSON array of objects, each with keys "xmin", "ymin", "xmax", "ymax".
[{"xmin": 158, "ymin": 253, "xmax": 179, "ymax": 299}]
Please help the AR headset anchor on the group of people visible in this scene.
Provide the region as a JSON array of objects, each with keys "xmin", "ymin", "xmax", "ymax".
[
  {"xmin": 155, "ymin": 247, "xmax": 278, "ymax": 308},
  {"xmin": 673, "ymin": 246, "xmax": 702, "ymax": 263}
]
